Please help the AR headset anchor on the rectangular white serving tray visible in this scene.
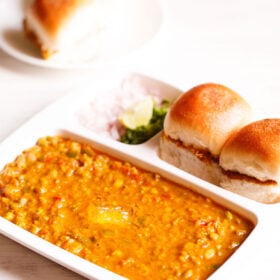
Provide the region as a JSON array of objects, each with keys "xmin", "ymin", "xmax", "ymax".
[{"xmin": 0, "ymin": 71, "xmax": 278, "ymax": 280}]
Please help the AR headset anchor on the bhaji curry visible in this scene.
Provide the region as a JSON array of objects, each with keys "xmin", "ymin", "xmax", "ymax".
[{"xmin": 0, "ymin": 136, "xmax": 253, "ymax": 280}]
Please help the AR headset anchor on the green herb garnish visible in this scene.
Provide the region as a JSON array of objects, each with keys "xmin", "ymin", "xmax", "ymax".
[{"xmin": 120, "ymin": 99, "xmax": 171, "ymax": 144}]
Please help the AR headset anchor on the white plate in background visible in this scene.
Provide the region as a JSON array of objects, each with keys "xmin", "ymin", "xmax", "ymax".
[{"xmin": 0, "ymin": 0, "xmax": 163, "ymax": 69}]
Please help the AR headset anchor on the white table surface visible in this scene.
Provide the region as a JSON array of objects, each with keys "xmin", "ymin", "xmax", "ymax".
[{"xmin": 0, "ymin": 0, "xmax": 279, "ymax": 279}]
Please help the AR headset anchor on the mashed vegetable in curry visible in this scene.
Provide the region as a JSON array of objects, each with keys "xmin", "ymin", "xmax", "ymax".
[{"xmin": 0, "ymin": 136, "xmax": 253, "ymax": 280}]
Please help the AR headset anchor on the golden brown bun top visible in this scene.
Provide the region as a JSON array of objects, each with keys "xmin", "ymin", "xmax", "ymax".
[
  {"xmin": 30, "ymin": 0, "xmax": 89, "ymax": 35},
  {"xmin": 220, "ymin": 119, "xmax": 280, "ymax": 182},
  {"xmin": 164, "ymin": 83, "xmax": 253, "ymax": 156}
]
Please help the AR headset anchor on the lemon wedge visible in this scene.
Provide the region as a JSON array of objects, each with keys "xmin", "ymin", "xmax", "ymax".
[{"xmin": 119, "ymin": 96, "xmax": 154, "ymax": 129}]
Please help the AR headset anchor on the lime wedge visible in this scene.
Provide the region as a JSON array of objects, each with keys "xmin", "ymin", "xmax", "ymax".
[{"xmin": 119, "ymin": 96, "xmax": 154, "ymax": 129}]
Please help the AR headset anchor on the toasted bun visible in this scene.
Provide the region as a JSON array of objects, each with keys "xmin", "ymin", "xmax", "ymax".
[
  {"xmin": 23, "ymin": 0, "xmax": 109, "ymax": 58},
  {"xmin": 164, "ymin": 83, "xmax": 252, "ymax": 156},
  {"xmin": 220, "ymin": 174, "xmax": 279, "ymax": 204},
  {"xmin": 159, "ymin": 133, "xmax": 221, "ymax": 185},
  {"xmin": 28, "ymin": 0, "xmax": 86, "ymax": 37},
  {"xmin": 220, "ymin": 118, "xmax": 280, "ymax": 182}
]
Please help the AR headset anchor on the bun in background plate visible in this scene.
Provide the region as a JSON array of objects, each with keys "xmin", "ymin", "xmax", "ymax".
[
  {"xmin": 0, "ymin": 0, "xmax": 163, "ymax": 69},
  {"xmin": 23, "ymin": 0, "xmax": 114, "ymax": 59}
]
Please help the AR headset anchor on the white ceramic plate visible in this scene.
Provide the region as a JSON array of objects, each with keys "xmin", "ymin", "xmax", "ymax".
[
  {"xmin": 0, "ymin": 0, "xmax": 163, "ymax": 69},
  {"xmin": 0, "ymin": 71, "xmax": 277, "ymax": 280}
]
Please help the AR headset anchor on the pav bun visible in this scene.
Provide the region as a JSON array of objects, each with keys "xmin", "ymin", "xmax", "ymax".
[
  {"xmin": 159, "ymin": 83, "xmax": 252, "ymax": 185},
  {"xmin": 23, "ymin": 0, "xmax": 110, "ymax": 59},
  {"xmin": 220, "ymin": 118, "xmax": 280, "ymax": 203},
  {"xmin": 164, "ymin": 83, "xmax": 253, "ymax": 156}
]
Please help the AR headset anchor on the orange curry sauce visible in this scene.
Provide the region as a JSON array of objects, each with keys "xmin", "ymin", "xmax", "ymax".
[{"xmin": 0, "ymin": 136, "xmax": 253, "ymax": 280}]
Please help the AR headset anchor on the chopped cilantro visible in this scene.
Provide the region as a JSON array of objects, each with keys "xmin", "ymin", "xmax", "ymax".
[{"xmin": 120, "ymin": 99, "xmax": 171, "ymax": 144}]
